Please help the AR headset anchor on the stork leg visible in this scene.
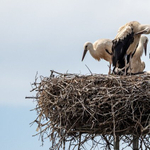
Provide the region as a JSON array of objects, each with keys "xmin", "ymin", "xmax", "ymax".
[
  {"xmin": 124, "ymin": 55, "xmax": 127, "ymax": 75},
  {"xmin": 112, "ymin": 66, "xmax": 116, "ymax": 75},
  {"xmin": 129, "ymin": 55, "xmax": 132, "ymax": 75},
  {"xmin": 113, "ymin": 66, "xmax": 119, "ymax": 75},
  {"xmin": 108, "ymin": 63, "xmax": 111, "ymax": 75}
]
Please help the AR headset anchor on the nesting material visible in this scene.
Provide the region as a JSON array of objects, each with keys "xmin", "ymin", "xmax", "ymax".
[{"xmin": 30, "ymin": 71, "xmax": 150, "ymax": 149}]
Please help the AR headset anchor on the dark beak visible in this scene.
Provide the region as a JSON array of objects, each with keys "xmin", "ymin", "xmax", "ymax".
[
  {"xmin": 81, "ymin": 49, "xmax": 88, "ymax": 61},
  {"xmin": 144, "ymin": 39, "xmax": 148, "ymax": 56}
]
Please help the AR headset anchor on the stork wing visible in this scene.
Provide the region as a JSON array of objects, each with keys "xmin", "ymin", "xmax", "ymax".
[
  {"xmin": 115, "ymin": 23, "xmax": 134, "ymax": 40},
  {"xmin": 112, "ymin": 23, "xmax": 134, "ymax": 67}
]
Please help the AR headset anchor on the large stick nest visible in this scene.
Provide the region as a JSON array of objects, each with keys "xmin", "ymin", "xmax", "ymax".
[{"xmin": 30, "ymin": 71, "xmax": 150, "ymax": 150}]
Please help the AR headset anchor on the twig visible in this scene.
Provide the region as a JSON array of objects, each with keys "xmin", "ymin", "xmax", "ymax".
[
  {"xmin": 25, "ymin": 96, "xmax": 38, "ymax": 99},
  {"xmin": 85, "ymin": 64, "xmax": 93, "ymax": 75}
]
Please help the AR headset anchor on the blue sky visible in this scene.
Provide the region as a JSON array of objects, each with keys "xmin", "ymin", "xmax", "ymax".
[{"xmin": 1, "ymin": 0, "xmax": 150, "ymax": 149}]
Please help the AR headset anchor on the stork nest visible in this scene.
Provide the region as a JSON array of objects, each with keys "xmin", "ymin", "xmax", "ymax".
[{"xmin": 30, "ymin": 70, "xmax": 150, "ymax": 150}]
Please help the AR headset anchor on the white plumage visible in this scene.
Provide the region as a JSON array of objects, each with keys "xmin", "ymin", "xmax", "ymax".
[
  {"xmin": 82, "ymin": 39, "xmax": 113, "ymax": 74},
  {"xmin": 130, "ymin": 35, "xmax": 148, "ymax": 73}
]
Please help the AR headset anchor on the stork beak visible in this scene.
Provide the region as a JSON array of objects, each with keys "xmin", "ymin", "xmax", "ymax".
[
  {"xmin": 81, "ymin": 48, "xmax": 88, "ymax": 61},
  {"xmin": 135, "ymin": 29, "xmax": 147, "ymax": 35},
  {"xmin": 144, "ymin": 39, "xmax": 148, "ymax": 56}
]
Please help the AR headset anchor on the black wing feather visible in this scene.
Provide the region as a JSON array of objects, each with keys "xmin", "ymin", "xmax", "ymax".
[{"xmin": 112, "ymin": 30, "xmax": 134, "ymax": 68}]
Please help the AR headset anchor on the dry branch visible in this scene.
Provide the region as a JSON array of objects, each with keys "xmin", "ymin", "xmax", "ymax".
[{"xmin": 29, "ymin": 71, "xmax": 150, "ymax": 149}]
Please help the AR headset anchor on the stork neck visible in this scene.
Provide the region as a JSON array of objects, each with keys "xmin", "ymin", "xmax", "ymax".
[
  {"xmin": 136, "ymin": 43, "xmax": 143, "ymax": 55},
  {"xmin": 88, "ymin": 46, "xmax": 99, "ymax": 61},
  {"xmin": 138, "ymin": 42, "xmax": 143, "ymax": 49},
  {"xmin": 134, "ymin": 41, "xmax": 144, "ymax": 57}
]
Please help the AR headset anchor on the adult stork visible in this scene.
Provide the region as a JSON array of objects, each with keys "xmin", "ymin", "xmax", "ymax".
[
  {"xmin": 82, "ymin": 39, "xmax": 113, "ymax": 74},
  {"xmin": 129, "ymin": 35, "xmax": 148, "ymax": 74},
  {"xmin": 112, "ymin": 21, "xmax": 150, "ymax": 74}
]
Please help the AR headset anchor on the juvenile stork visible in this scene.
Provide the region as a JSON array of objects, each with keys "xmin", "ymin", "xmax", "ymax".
[
  {"xmin": 82, "ymin": 39, "xmax": 113, "ymax": 74},
  {"xmin": 129, "ymin": 35, "xmax": 148, "ymax": 73},
  {"xmin": 112, "ymin": 21, "xmax": 150, "ymax": 74}
]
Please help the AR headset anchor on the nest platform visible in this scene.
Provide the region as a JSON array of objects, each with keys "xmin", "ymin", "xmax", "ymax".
[{"xmin": 30, "ymin": 71, "xmax": 150, "ymax": 150}]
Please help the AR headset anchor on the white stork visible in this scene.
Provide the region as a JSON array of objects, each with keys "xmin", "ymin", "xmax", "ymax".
[
  {"xmin": 82, "ymin": 39, "xmax": 113, "ymax": 74},
  {"xmin": 112, "ymin": 21, "xmax": 150, "ymax": 74},
  {"xmin": 129, "ymin": 35, "xmax": 148, "ymax": 73}
]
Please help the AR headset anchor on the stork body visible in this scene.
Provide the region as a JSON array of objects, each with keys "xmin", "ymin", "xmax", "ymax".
[
  {"xmin": 82, "ymin": 39, "xmax": 113, "ymax": 74},
  {"xmin": 130, "ymin": 36, "xmax": 148, "ymax": 73},
  {"xmin": 112, "ymin": 21, "xmax": 150, "ymax": 74}
]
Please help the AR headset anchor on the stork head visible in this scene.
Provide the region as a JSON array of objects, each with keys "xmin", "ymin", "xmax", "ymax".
[
  {"xmin": 82, "ymin": 42, "xmax": 92, "ymax": 61},
  {"xmin": 143, "ymin": 26, "xmax": 150, "ymax": 34},
  {"xmin": 135, "ymin": 25, "xmax": 150, "ymax": 35},
  {"xmin": 141, "ymin": 35, "xmax": 148, "ymax": 56}
]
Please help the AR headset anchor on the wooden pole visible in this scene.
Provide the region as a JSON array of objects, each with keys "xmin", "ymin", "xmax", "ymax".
[
  {"xmin": 133, "ymin": 135, "xmax": 139, "ymax": 150},
  {"xmin": 114, "ymin": 135, "xmax": 119, "ymax": 150}
]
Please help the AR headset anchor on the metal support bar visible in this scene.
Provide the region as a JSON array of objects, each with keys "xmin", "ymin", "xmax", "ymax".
[
  {"xmin": 114, "ymin": 135, "xmax": 119, "ymax": 150},
  {"xmin": 133, "ymin": 135, "xmax": 139, "ymax": 150}
]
